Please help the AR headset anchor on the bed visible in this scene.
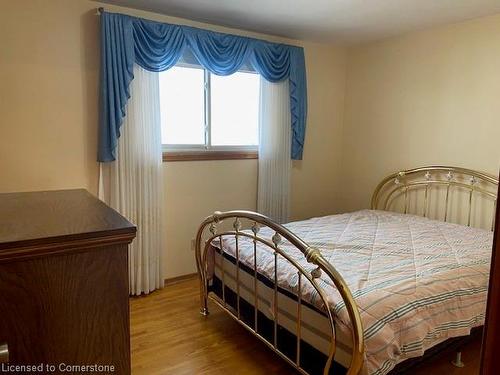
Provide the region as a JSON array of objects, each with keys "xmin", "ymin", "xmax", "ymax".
[{"xmin": 195, "ymin": 166, "xmax": 498, "ymax": 375}]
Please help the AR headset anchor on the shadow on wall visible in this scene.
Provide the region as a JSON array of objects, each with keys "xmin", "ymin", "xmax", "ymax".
[{"xmin": 80, "ymin": 9, "xmax": 100, "ymax": 194}]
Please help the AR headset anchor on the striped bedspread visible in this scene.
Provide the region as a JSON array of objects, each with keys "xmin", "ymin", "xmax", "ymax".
[{"xmin": 216, "ymin": 210, "xmax": 492, "ymax": 375}]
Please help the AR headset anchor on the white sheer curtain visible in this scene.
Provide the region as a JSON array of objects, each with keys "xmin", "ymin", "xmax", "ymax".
[
  {"xmin": 257, "ymin": 78, "xmax": 292, "ymax": 223},
  {"xmin": 99, "ymin": 65, "xmax": 164, "ymax": 295}
]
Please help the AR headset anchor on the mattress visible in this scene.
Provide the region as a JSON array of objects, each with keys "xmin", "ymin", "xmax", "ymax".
[
  {"xmin": 212, "ymin": 249, "xmax": 354, "ymax": 370},
  {"xmin": 208, "ymin": 209, "xmax": 492, "ymax": 375}
]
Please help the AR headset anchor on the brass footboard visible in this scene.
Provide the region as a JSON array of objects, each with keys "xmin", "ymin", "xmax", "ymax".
[{"xmin": 195, "ymin": 210, "xmax": 364, "ymax": 375}]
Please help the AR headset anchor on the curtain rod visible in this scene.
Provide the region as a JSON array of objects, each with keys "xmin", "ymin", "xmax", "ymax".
[{"xmin": 97, "ymin": 7, "xmax": 104, "ymax": 15}]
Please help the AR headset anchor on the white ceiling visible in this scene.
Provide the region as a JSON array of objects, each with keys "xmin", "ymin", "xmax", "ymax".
[{"xmin": 100, "ymin": 0, "xmax": 500, "ymax": 44}]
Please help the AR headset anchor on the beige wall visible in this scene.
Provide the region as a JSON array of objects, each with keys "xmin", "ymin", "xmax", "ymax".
[
  {"xmin": 0, "ymin": 0, "xmax": 100, "ymax": 193},
  {"xmin": 5, "ymin": 1, "xmax": 499, "ymax": 280},
  {"xmin": 291, "ymin": 46, "xmax": 347, "ymax": 220},
  {"xmin": 163, "ymin": 160, "xmax": 257, "ymax": 277},
  {"xmin": 0, "ymin": 0, "xmax": 347, "ymax": 278},
  {"xmin": 164, "ymin": 44, "xmax": 347, "ymax": 277},
  {"xmin": 340, "ymin": 14, "xmax": 500, "ymax": 212}
]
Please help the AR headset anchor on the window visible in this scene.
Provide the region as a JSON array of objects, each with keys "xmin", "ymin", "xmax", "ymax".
[
  {"xmin": 159, "ymin": 65, "xmax": 260, "ymax": 160},
  {"xmin": 160, "ymin": 66, "xmax": 205, "ymax": 146},
  {"xmin": 210, "ymin": 72, "xmax": 259, "ymax": 147}
]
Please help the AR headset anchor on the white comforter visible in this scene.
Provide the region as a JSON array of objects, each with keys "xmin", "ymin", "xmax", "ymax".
[{"xmin": 215, "ymin": 210, "xmax": 492, "ymax": 375}]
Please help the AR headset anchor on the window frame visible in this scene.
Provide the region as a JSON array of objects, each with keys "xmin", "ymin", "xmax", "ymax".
[{"xmin": 161, "ymin": 65, "xmax": 259, "ymax": 161}]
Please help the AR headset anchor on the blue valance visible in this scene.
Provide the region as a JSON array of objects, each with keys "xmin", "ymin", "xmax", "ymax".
[{"xmin": 99, "ymin": 12, "xmax": 307, "ymax": 161}]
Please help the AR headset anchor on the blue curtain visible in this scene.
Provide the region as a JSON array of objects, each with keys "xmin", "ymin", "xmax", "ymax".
[{"xmin": 99, "ymin": 12, "xmax": 307, "ymax": 161}]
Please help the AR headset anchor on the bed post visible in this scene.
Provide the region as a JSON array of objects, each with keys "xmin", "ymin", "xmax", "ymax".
[
  {"xmin": 200, "ymin": 285, "xmax": 209, "ymax": 316},
  {"xmin": 451, "ymin": 351, "xmax": 464, "ymax": 368},
  {"xmin": 195, "ymin": 214, "xmax": 216, "ymax": 317},
  {"xmin": 194, "ymin": 210, "xmax": 365, "ymax": 375}
]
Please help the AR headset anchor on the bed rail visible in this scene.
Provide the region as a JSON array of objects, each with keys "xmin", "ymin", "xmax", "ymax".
[
  {"xmin": 195, "ymin": 210, "xmax": 364, "ymax": 375},
  {"xmin": 371, "ymin": 166, "xmax": 498, "ymax": 230}
]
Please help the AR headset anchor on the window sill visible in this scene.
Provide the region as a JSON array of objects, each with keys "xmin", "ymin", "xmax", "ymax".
[{"xmin": 162, "ymin": 150, "xmax": 258, "ymax": 162}]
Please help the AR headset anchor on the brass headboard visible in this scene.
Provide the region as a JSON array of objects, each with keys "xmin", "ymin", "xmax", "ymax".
[{"xmin": 371, "ymin": 166, "xmax": 498, "ymax": 230}]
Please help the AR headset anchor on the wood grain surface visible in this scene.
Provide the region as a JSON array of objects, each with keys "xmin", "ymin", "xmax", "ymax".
[
  {"xmin": 0, "ymin": 189, "xmax": 136, "ymax": 262},
  {"xmin": 130, "ymin": 277, "xmax": 482, "ymax": 375},
  {"xmin": 481, "ymin": 178, "xmax": 500, "ymax": 375},
  {"xmin": 0, "ymin": 189, "xmax": 135, "ymax": 374},
  {"xmin": 0, "ymin": 245, "xmax": 131, "ymax": 374},
  {"xmin": 163, "ymin": 150, "xmax": 258, "ymax": 162}
]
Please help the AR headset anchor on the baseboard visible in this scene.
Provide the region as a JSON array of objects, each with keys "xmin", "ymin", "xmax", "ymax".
[{"xmin": 164, "ymin": 273, "xmax": 198, "ymax": 286}]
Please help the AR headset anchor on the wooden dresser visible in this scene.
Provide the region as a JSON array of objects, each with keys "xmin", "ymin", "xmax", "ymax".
[{"xmin": 0, "ymin": 189, "xmax": 136, "ymax": 374}]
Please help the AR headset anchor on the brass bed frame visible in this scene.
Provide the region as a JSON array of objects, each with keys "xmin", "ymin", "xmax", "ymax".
[{"xmin": 195, "ymin": 166, "xmax": 498, "ymax": 375}]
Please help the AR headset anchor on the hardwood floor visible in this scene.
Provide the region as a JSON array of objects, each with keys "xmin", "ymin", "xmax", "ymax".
[{"xmin": 130, "ymin": 278, "xmax": 482, "ymax": 375}]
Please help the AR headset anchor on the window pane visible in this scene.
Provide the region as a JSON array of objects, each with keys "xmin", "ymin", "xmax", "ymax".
[
  {"xmin": 159, "ymin": 66, "xmax": 205, "ymax": 145},
  {"xmin": 211, "ymin": 72, "xmax": 259, "ymax": 146}
]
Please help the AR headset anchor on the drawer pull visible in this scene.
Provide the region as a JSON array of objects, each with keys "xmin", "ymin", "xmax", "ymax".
[{"xmin": 0, "ymin": 343, "xmax": 8, "ymax": 363}]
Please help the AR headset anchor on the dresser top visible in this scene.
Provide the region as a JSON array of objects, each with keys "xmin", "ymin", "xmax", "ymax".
[{"xmin": 0, "ymin": 189, "xmax": 136, "ymax": 259}]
